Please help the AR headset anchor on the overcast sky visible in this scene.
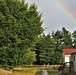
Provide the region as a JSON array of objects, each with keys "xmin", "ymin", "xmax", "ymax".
[{"xmin": 26, "ymin": 0, "xmax": 76, "ymax": 34}]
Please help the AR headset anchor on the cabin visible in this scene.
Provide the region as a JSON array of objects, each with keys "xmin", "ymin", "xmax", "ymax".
[{"xmin": 63, "ymin": 48, "xmax": 76, "ymax": 67}]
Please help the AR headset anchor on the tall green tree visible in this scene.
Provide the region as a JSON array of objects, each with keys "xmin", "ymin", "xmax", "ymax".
[
  {"xmin": 52, "ymin": 30, "xmax": 63, "ymax": 64},
  {"xmin": 62, "ymin": 27, "xmax": 72, "ymax": 48},
  {"xmin": 72, "ymin": 31, "xmax": 76, "ymax": 48},
  {"xmin": 51, "ymin": 28, "xmax": 72, "ymax": 64},
  {"xmin": 35, "ymin": 34, "xmax": 56, "ymax": 65},
  {"xmin": 0, "ymin": 0, "xmax": 43, "ymax": 69}
]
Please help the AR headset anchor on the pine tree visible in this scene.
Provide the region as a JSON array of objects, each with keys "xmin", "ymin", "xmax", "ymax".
[{"xmin": 0, "ymin": 0, "xmax": 43, "ymax": 69}]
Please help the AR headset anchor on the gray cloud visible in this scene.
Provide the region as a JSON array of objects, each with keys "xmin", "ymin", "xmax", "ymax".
[{"xmin": 26, "ymin": 0, "xmax": 76, "ymax": 34}]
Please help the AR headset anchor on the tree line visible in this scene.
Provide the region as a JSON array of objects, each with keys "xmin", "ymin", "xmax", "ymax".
[
  {"xmin": 35, "ymin": 27, "xmax": 76, "ymax": 65},
  {"xmin": 0, "ymin": 0, "xmax": 76, "ymax": 69}
]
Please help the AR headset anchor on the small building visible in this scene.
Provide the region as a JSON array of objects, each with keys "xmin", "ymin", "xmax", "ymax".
[
  {"xmin": 70, "ymin": 50, "xmax": 76, "ymax": 74},
  {"xmin": 63, "ymin": 48, "xmax": 76, "ymax": 67}
]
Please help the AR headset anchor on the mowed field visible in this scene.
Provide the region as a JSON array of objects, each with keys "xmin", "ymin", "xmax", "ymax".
[
  {"xmin": 0, "ymin": 65, "xmax": 60, "ymax": 75},
  {"xmin": 0, "ymin": 69, "xmax": 39, "ymax": 75},
  {"xmin": 13, "ymin": 68, "xmax": 41, "ymax": 75},
  {"xmin": 14, "ymin": 72, "xmax": 35, "ymax": 75}
]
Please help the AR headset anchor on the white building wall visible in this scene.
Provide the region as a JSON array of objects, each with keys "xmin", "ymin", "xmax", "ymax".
[
  {"xmin": 65, "ymin": 56, "xmax": 70, "ymax": 62},
  {"xmin": 64, "ymin": 55, "xmax": 71, "ymax": 62},
  {"xmin": 64, "ymin": 55, "xmax": 71, "ymax": 67}
]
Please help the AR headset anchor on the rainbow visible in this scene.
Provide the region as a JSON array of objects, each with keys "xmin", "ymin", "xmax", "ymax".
[{"xmin": 54, "ymin": 1, "xmax": 76, "ymax": 25}]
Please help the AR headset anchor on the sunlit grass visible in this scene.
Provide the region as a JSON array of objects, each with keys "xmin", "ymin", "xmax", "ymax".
[
  {"xmin": 13, "ymin": 65, "xmax": 60, "ymax": 75},
  {"xmin": 14, "ymin": 69, "xmax": 41, "ymax": 73},
  {"xmin": 13, "ymin": 69, "xmax": 42, "ymax": 75}
]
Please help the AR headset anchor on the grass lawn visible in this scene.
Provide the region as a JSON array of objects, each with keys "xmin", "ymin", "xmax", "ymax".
[
  {"xmin": 13, "ymin": 66, "xmax": 59, "ymax": 75},
  {"xmin": 14, "ymin": 69, "xmax": 59, "ymax": 75},
  {"xmin": 47, "ymin": 70, "xmax": 59, "ymax": 75},
  {"xmin": 13, "ymin": 69, "xmax": 42, "ymax": 75}
]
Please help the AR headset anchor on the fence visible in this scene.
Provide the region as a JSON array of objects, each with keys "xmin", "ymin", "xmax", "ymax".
[{"xmin": 13, "ymin": 65, "xmax": 61, "ymax": 70}]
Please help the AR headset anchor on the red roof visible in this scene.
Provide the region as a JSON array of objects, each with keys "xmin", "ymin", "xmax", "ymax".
[{"xmin": 63, "ymin": 48, "xmax": 76, "ymax": 55}]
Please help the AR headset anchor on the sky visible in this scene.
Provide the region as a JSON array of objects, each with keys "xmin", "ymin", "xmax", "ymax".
[{"xmin": 26, "ymin": 0, "xmax": 76, "ymax": 35}]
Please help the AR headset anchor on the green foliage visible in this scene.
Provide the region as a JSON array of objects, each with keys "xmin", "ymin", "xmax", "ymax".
[
  {"xmin": 0, "ymin": 0, "xmax": 43, "ymax": 69},
  {"xmin": 72, "ymin": 31, "xmax": 76, "ymax": 48},
  {"xmin": 35, "ymin": 34, "xmax": 56, "ymax": 64},
  {"xmin": 1, "ymin": 0, "xmax": 76, "ymax": 68},
  {"xmin": 62, "ymin": 27, "xmax": 72, "ymax": 48},
  {"xmin": 52, "ymin": 30, "xmax": 63, "ymax": 64}
]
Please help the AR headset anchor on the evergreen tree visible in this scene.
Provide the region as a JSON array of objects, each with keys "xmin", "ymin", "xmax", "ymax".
[
  {"xmin": 52, "ymin": 30, "xmax": 63, "ymax": 64},
  {"xmin": 0, "ymin": 0, "xmax": 43, "ymax": 69},
  {"xmin": 62, "ymin": 27, "xmax": 72, "ymax": 48},
  {"xmin": 35, "ymin": 34, "xmax": 56, "ymax": 64},
  {"xmin": 72, "ymin": 31, "xmax": 76, "ymax": 48}
]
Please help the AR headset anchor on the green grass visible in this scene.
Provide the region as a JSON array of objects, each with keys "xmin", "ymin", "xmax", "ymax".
[
  {"xmin": 13, "ymin": 69, "xmax": 42, "ymax": 73},
  {"xmin": 35, "ymin": 70, "xmax": 42, "ymax": 75},
  {"xmin": 47, "ymin": 70, "xmax": 59, "ymax": 75},
  {"xmin": 14, "ymin": 69, "xmax": 42, "ymax": 75}
]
